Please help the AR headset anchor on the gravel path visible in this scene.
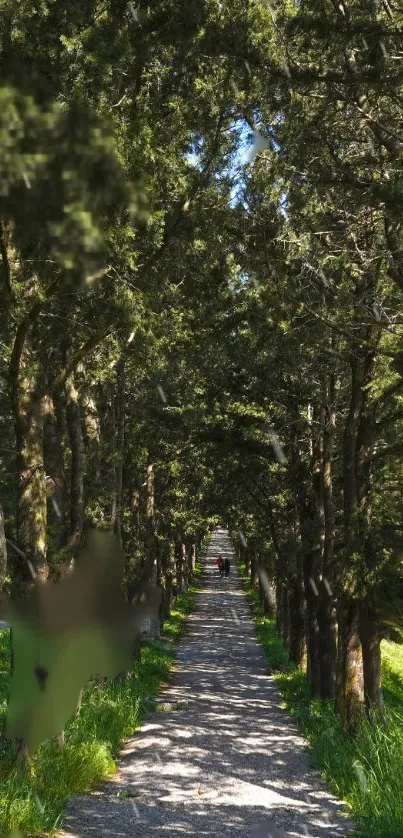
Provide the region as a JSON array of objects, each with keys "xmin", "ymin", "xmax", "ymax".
[{"xmin": 60, "ymin": 528, "xmax": 353, "ymax": 838}]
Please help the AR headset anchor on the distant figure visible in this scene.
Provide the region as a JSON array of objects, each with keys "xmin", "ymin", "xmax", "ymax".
[
  {"xmin": 215, "ymin": 555, "xmax": 224, "ymax": 577},
  {"xmin": 224, "ymin": 557, "xmax": 230, "ymax": 578}
]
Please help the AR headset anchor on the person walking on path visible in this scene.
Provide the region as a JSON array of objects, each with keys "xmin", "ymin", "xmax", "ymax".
[
  {"xmin": 224, "ymin": 556, "xmax": 230, "ymax": 577},
  {"xmin": 215, "ymin": 555, "xmax": 224, "ymax": 577}
]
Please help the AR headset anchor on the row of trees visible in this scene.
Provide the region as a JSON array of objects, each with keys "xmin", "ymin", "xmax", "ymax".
[
  {"xmin": 217, "ymin": 0, "xmax": 403, "ymax": 733},
  {"xmin": 0, "ymin": 0, "xmax": 249, "ymax": 612},
  {"xmin": 1, "ymin": 0, "xmax": 403, "ymax": 739}
]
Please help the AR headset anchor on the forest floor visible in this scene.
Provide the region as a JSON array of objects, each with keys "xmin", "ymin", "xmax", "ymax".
[{"xmin": 59, "ymin": 528, "xmax": 352, "ymax": 838}]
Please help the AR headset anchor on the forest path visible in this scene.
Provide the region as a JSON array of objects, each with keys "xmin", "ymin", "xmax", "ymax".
[{"xmin": 60, "ymin": 528, "xmax": 352, "ymax": 838}]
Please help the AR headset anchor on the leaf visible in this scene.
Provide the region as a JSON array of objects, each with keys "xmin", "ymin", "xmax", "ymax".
[{"xmin": 3, "ymin": 532, "xmax": 162, "ymax": 753}]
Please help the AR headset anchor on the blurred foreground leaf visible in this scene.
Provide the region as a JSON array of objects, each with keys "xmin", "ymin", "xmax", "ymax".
[{"xmin": 2, "ymin": 532, "xmax": 161, "ymax": 752}]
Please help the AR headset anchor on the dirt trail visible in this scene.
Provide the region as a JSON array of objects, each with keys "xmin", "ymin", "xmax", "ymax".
[{"xmin": 60, "ymin": 528, "xmax": 352, "ymax": 838}]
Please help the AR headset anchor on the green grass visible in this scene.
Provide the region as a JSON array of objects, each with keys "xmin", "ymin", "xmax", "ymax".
[
  {"xmin": 238, "ymin": 562, "xmax": 403, "ymax": 838},
  {"xmin": 0, "ymin": 567, "xmax": 202, "ymax": 837}
]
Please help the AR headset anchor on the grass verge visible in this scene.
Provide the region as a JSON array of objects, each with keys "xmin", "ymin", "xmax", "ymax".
[
  {"xmin": 237, "ymin": 561, "xmax": 403, "ymax": 838},
  {"xmin": 0, "ymin": 565, "xmax": 202, "ymax": 837}
]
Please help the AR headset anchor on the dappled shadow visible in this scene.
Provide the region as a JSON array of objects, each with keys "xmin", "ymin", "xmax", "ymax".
[{"xmin": 61, "ymin": 529, "xmax": 352, "ymax": 838}]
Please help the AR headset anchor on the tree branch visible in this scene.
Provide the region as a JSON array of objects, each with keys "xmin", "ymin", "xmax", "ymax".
[
  {"xmin": 0, "ymin": 222, "xmax": 14, "ymax": 301},
  {"xmin": 365, "ymin": 441, "xmax": 403, "ymax": 464},
  {"xmin": 8, "ymin": 300, "xmax": 43, "ymax": 418},
  {"xmin": 41, "ymin": 328, "xmax": 112, "ymax": 398},
  {"xmin": 283, "ymin": 285, "xmax": 396, "ymax": 359}
]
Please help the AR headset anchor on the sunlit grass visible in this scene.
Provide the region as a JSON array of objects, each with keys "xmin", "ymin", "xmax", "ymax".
[
  {"xmin": 0, "ymin": 566, "xmax": 201, "ymax": 836},
  {"xmin": 238, "ymin": 561, "xmax": 403, "ymax": 838},
  {"xmin": 381, "ymin": 638, "xmax": 403, "ymax": 707}
]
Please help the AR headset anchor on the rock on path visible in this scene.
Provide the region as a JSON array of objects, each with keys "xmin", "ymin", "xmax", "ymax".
[{"xmin": 60, "ymin": 528, "xmax": 352, "ymax": 838}]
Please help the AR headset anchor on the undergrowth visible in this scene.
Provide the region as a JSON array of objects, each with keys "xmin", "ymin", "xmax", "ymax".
[
  {"xmin": 0, "ymin": 566, "xmax": 202, "ymax": 837},
  {"xmin": 237, "ymin": 561, "xmax": 403, "ymax": 838}
]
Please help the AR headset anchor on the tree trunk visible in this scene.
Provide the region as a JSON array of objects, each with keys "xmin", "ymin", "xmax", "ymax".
[
  {"xmin": 144, "ymin": 459, "xmax": 157, "ymax": 576},
  {"xmin": 109, "ymin": 395, "xmax": 117, "ymax": 525},
  {"xmin": 132, "ymin": 489, "xmax": 140, "ymax": 529},
  {"xmin": 0, "ymin": 504, "xmax": 7, "ymax": 592},
  {"xmin": 288, "ymin": 573, "xmax": 305, "ymax": 666},
  {"xmin": 318, "ymin": 385, "xmax": 337, "ymax": 699},
  {"xmin": 265, "ymin": 579, "xmax": 276, "ymax": 617},
  {"xmin": 81, "ymin": 388, "xmax": 101, "ymax": 498},
  {"xmin": 337, "ymin": 337, "xmax": 376, "ymax": 729},
  {"xmin": 275, "ymin": 562, "xmax": 282, "ymax": 633},
  {"xmin": 43, "ymin": 394, "xmax": 65, "ymax": 534},
  {"xmin": 65, "ymin": 373, "xmax": 84, "ymax": 548},
  {"xmin": 183, "ymin": 542, "xmax": 190, "ymax": 591},
  {"xmin": 335, "ymin": 597, "xmax": 364, "ymax": 734},
  {"xmin": 291, "ymin": 409, "xmax": 322, "ymax": 696},
  {"xmin": 15, "ymin": 398, "xmax": 48, "ymax": 582},
  {"xmin": 158, "ymin": 539, "xmax": 175, "ymax": 621},
  {"xmin": 306, "ymin": 407, "xmax": 324, "ymax": 696},
  {"xmin": 359, "ymin": 600, "xmax": 384, "ymax": 715},
  {"xmin": 176, "ymin": 541, "xmax": 186, "ymax": 593},
  {"xmin": 250, "ymin": 547, "xmax": 258, "ymax": 588},
  {"xmin": 138, "ymin": 459, "xmax": 159, "ymax": 639},
  {"xmin": 184, "ymin": 539, "xmax": 195, "ymax": 587},
  {"xmin": 258, "ymin": 562, "xmax": 277, "ymax": 617},
  {"xmin": 244, "ymin": 545, "xmax": 251, "ymax": 577},
  {"xmin": 318, "ymin": 589, "xmax": 337, "ymax": 699},
  {"xmin": 280, "ymin": 585, "xmax": 290, "ymax": 649},
  {"xmin": 113, "ymin": 359, "xmax": 125, "ymax": 547},
  {"xmin": 305, "ymin": 587, "xmax": 321, "ymax": 695},
  {"xmin": 156, "ymin": 539, "xmax": 165, "ymax": 631}
]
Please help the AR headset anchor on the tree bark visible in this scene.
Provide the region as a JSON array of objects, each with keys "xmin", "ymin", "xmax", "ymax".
[
  {"xmin": 318, "ymin": 382, "xmax": 337, "ymax": 699},
  {"xmin": 265, "ymin": 578, "xmax": 277, "ymax": 617},
  {"xmin": 155, "ymin": 539, "xmax": 165, "ymax": 630},
  {"xmin": 305, "ymin": 584, "xmax": 321, "ymax": 695},
  {"xmin": 250, "ymin": 545, "xmax": 258, "ymax": 588},
  {"xmin": 288, "ymin": 573, "xmax": 305, "ymax": 666},
  {"xmin": 318, "ymin": 587, "xmax": 337, "ymax": 699},
  {"xmin": 65, "ymin": 373, "xmax": 84, "ymax": 548},
  {"xmin": 184, "ymin": 538, "xmax": 195, "ymax": 587},
  {"xmin": 176, "ymin": 541, "xmax": 187, "ymax": 593},
  {"xmin": 81, "ymin": 387, "xmax": 101, "ymax": 496},
  {"xmin": 113, "ymin": 359, "xmax": 125, "ymax": 547},
  {"xmin": 291, "ymin": 410, "xmax": 321, "ymax": 695},
  {"xmin": 144, "ymin": 458, "xmax": 157, "ymax": 582},
  {"xmin": 15, "ymin": 397, "xmax": 48, "ymax": 582},
  {"xmin": 306, "ymin": 407, "xmax": 324, "ymax": 695},
  {"xmin": 280, "ymin": 584, "xmax": 290, "ymax": 649},
  {"xmin": 132, "ymin": 489, "xmax": 140, "ymax": 528},
  {"xmin": 275, "ymin": 562, "xmax": 282, "ymax": 634},
  {"xmin": 109, "ymin": 394, "xmax": 117, "ymax": 525},
  {"xmin": 0, "ymin": 504, "xmax": 7, "ymax": 592},
  {"xmin": 337, "ymin": 334, "xmax": 376, "ymax": 729},
  {"xmin": 158, "ymin": 539, "xmax": 175, "ymax": 621},
  {"xmin": 359, "ymin": 600, "xmax": 384, "ymax": 716},
  {"xmin": 43, "ymin": 394, "xmax": 65, "ymax": 533},
  {"xmin": 335, "ymin": 597, "xmax": 364, "ymax": 734},
  {"xmin": 257, "ymin": 559, "xmax": 277, "ymax": 617}
]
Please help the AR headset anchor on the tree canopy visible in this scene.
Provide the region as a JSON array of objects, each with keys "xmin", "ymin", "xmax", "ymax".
[{"xmin": 2, "ymin": 0, "xmax": 403, "ymax": 753}]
